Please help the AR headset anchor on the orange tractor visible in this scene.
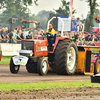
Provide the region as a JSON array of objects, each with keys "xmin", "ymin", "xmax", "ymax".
[{"xmin": 10, "ymin": 17, "xmax": 100, "ymax": 75}]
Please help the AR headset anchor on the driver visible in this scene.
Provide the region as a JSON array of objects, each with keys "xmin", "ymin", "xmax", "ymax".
[{"xmin": 45, "ymin": 23, "xmax": 56, "ymax": 50}]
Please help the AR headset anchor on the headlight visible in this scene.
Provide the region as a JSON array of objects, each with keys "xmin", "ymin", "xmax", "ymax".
[
  {"xmin": 30, "ymin": 50, "xmax": 33, "ymax": 56},
  {"xmin": 19, "ymin": 50, "xmax": 33, "ymax": 57}
]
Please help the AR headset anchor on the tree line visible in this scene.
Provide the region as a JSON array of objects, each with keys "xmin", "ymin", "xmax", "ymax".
[{"xmin": 0, "ymin": 0, "xmax": 99, "ymax": 32}]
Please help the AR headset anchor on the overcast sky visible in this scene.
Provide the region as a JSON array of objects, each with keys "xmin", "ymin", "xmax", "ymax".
[{"xmin": 28, "ymin": 0, "xmax": 100, "ymax": 19}]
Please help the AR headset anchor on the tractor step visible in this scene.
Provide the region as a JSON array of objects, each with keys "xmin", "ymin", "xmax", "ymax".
[{"xmin": 91, "ymin": 74, "xmax": 100, "ymax": 83}]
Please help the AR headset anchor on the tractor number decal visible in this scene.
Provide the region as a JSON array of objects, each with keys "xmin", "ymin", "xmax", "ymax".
[
  {"xmin": 90, "ymin": 48, "xmax": 100, "ymax": 57},
  {"xmin": 41, "ymin": 47, "xmax": 47, "ymax": 51}
]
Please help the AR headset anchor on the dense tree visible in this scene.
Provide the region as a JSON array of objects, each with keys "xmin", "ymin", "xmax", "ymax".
[
  {"xmin": 0, "ymin": 0, "xmax": 30, "ymax": 28},
  {"xmin": 0, "ymin": 0, "xmax": 37, "ymax": 8},
  {"xmin": 30, "ymin": 10, "xmax": 53, "ymax": 30},
  {"xmin": 80, "ymin": 0, "xmax": 98, "ymax": 32}
]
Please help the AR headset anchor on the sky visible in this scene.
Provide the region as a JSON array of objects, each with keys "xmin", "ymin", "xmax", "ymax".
[{"xmin": 28, "ymin": 0, "xmax": 100, "ymax": 19}]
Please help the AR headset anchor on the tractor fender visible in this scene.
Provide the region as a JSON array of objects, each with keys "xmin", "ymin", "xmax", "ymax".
[{"xmin": 53, "ymin": 37, "xmax": 70, "ymax": 53}]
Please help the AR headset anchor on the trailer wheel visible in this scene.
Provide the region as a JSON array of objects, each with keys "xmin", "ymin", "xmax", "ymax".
[
  {"xmin": 37, "ymin": 57, "xmax": 48, "ymax": 76},
  {"xmin": 54, "ymin": 39, "xmax": 78, "ymax": 75},
  {"xmin": 10, "ymin": 57, "xmax": 20, "ymax": 74},
  {"xmin": 26, "ymin": 59, "xmax": 37, "ymax": 73},
  {"xmin": 94, "ymin": 58, "xmax": 100, "ymax": 74}
]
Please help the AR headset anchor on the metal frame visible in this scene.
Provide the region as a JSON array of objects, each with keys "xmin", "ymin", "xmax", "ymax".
[{"xmin": 47, "ymin": 17, "xmax": 64, "ymax": 37}]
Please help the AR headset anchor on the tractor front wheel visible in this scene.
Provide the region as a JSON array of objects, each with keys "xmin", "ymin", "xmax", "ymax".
[
  {"xmin": 10, "ymin": 57, "xmax": 20, "ymax": 74},
  {"xmin": 37, "ymin": 57, "xmax": 48, "ymax": 76}
]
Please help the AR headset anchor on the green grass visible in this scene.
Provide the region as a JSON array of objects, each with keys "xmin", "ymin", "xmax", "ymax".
[
  {"xmin": 0, "ymin": 81, "xmax": 100, "ymax": 91},
  {"xmin": 0, "ymin": 56, "xmax": 11, "ymax": 64}
]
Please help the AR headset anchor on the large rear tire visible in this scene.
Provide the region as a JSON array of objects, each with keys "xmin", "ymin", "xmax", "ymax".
[
  {"xmin": 10, "ymin": 57, "xmax": 20, "ymax": 74},
  {"xmin": 94, "ymin": 58, "xmax": 100, "ymax": 74},
  {"xmin": 26, "ymin": 59, "xmax": 37, "ymax": 73},
  {"xmin": 54, "ymin": 39, "xmax": 78, "ymax": 75},
  {"xmin": 37, "ymin": 57, "xmax": 48, "ymax": 76}
]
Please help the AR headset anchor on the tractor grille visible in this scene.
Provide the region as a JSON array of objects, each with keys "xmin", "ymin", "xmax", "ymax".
[{"xmin": 22, "ymin": 41, "xmax": 34, "ymax": 51}]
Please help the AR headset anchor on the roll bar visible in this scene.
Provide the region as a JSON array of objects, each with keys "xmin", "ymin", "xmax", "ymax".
[{"xmin": 47, "ymin": 17, "xmax": 64, "ymax": 37}]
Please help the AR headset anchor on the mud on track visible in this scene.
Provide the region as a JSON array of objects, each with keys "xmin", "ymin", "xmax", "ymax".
[
  {"xmin": 0, "ymin": 87, "xmax": 100, "ymax": 100},
  {"xmin": 0, "ymin": 64, "xmax": 90, "ymax": 83}
]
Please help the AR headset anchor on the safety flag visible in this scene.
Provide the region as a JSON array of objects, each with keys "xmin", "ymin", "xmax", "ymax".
[{"xmin": 69, "ymin": 0, "xmax": 73, "ymax": 18}]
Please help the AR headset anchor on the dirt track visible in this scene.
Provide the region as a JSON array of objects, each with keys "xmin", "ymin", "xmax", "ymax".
[
  {"xmin": 0, "ymin": 87, "xmax": 100, "ymax": 100},
  {"xmin": 0, "ymin": 65, "xmax": 99, "ymax": 100},
  {"xmin": 0, "ymin": 64, "xmax": 90, "ymax": 83}
]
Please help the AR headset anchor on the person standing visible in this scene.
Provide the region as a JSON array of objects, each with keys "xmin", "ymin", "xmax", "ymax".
[
  {"xmin": 26, "ymin": 31, "xmax": 32, "ymax": 39},
  {"xmin": 1, "ymin": 28, "xmax": 7, "ymax": 43},
  {"xmin": 5, "ymin": 27, "xmax": 9, "ymax": 43},
  {"xmin": 0, "ymin": 27, "xmax": 3, "ymax": 42},
  {"xmin": 14, "ymin": 29, "xmax": 18, "ymax": 43},
  {"xmin": 20, "ymin": 30, "xmax": 25, "ymax": 39},
  {"xmin": 17, "ymin": 29, "xmax": 22, "ymax": 40},
  {"xmin": 24, "ymin": 29, "xmax": 29, "ymax": 39},
  {"xmin": 9, "ymin": 29, "xmax": 15, "ymax": 43}
]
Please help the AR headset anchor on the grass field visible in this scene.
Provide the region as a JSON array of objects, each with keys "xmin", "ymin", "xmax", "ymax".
[
  {"xmin": 0, "ymin": 81, "xmax": 99, "ymax": 91},
  {"xmin": 0, "ymin": 56, "xmax": 11, "ymax": 64}
]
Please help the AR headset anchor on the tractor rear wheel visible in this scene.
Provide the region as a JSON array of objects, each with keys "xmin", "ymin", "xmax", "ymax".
[
  {"xmin": 54, "ymin": 39, "xmax": 78, "ymax": 75},
  {"xmin": 37, "ymin": 57, "xmax": 48, "ymax": 76},
  {"xmin": 94, "ymin": 58, "xmax": 100, "ymax": 74},
  {"xmin": 26, "ymin": 59, "xmax": 37, "ymax": 73},
  {"xmin": 10, "ymin": 57, "xmax": 20, "ymax": 74}
]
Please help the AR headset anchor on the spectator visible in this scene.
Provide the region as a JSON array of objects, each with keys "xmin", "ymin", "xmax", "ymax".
[
  {"xmin": 14, "ymin": 29, "xmax": 18, "ymax": 43},
  {"xmin": 24, "ymin": 29, "xmax": 29, "ymax": 39},
  {"xmin": 70, "ymin": 32, "xmax": 74, "ymax": 38},
  {"xmin": 5, "ymin": 27, "xmax": 9, "ymax": 42},
  {"xmin": 37, "ymin": 29, "xmax": 42, "ymax": 35},
  {"xmin": 76, "ymin": 34, "xmax": 84, "ymax": 45},
  {"xmin": 56, "ymin": 31, "xmax": 61, "ymax": 37},
  {"xmin": 0, "ymin": 27, "xmax": 3, "ymax": 42},
  {"xmin": 63, "ymin": 32, "xmax": 69, "ymax": 37},
  {"xmin": 81, "ymin": 32, "xmax": 85, "ymax": 39},
  {"xmin": 33, "ymin": 29, "xmax": 38, "ymax": 35},
  {"xmin": 1, "ymin": 28, "xmax": 7, "ymax": 43},
  {"xmin": 26, "ymin": 31, "xmax": 32, "ymax": 39},
  {"xmin": 91, "ymin": 35, "xmax": 98, "ymax": 43},
  {"xmin": 5, "ymin": 27, "xmax": 9, "ymax": 35},
  {"xmin": 0, "ymin": 27, "xmax": 2, "ymax": 34},
  {"xmin": 86, "ymin": 35, "xmax": 98, "ymax": 46},
  {"xmin": 71, "ymin": 33, "xmax": 76, "ymax": 41},
  {"xmin": 20, "ymin": 30, "xmax": 25, "ymax": 39},
  {"xmin": 85, "ymin": 35, "xmax": 92, "ymax": 41},
  {"xmin": 85, "ymin": 35, "xmax": 92, "ymax": 45},
  {"xmin": 72, "ymin": 31, "xmax": 78, "ymax": 41},
  {"xmin": 9, "ymin": 29, "xmax": 15, "ymax": 43},
  {"xmin": 17, "ymin": 29, "xmax": 22, "ymax": 40}
]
